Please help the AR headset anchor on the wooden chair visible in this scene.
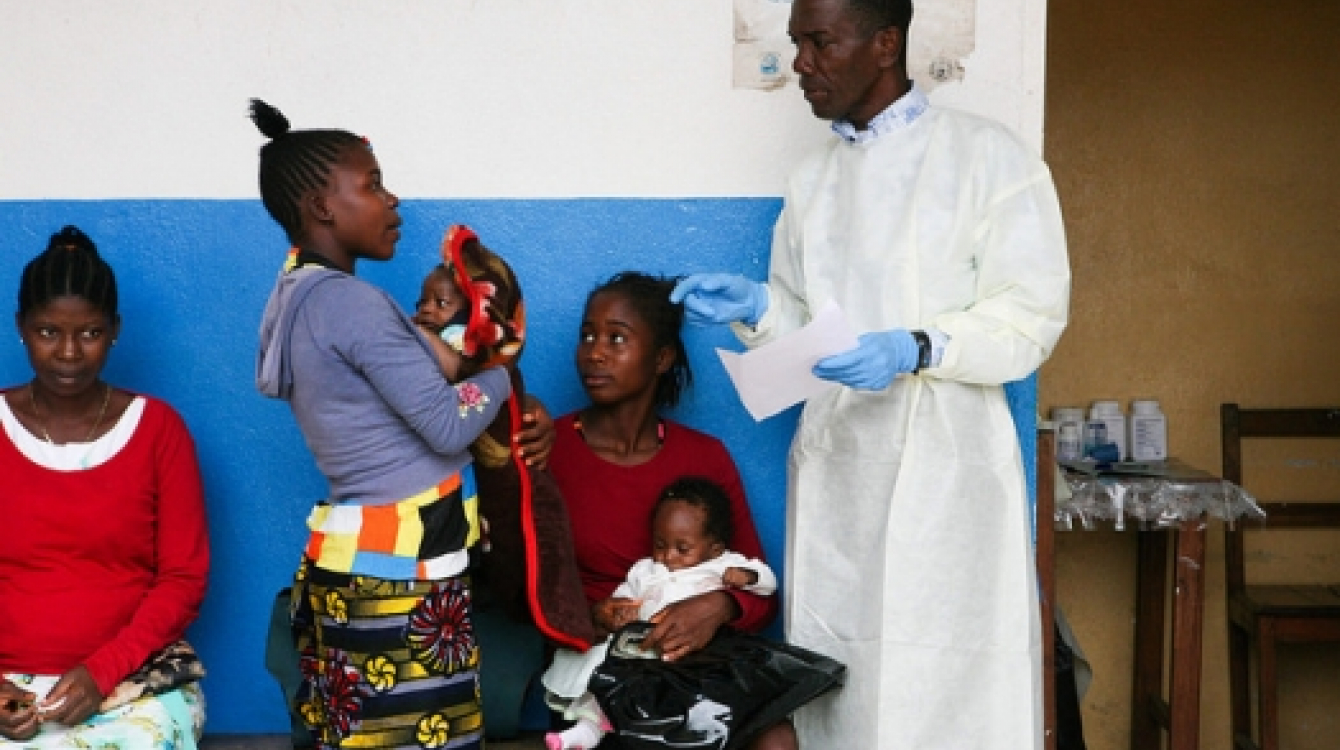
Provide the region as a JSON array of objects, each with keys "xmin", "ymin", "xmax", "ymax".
[
  {"xmin": 1037, "ymin": 426, "xmax": 1058, "ymax": 750},
  {"xmin": 1220, "ymin": 404, "xmax": 1340, "ymax": 750}
]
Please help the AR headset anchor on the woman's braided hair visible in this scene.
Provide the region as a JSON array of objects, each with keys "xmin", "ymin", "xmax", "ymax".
[
  {"xmin": 249, "ymin": 98, "xmax": 366, "ymax": 241},
  {"xmin": 18, "ymin": 226, "xmax": 118, "ymax": 321}
]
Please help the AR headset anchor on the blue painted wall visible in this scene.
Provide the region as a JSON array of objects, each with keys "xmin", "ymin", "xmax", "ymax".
[{"xmin": 0, "ymin": 199, "xmax": 1035, "ymax": 733}]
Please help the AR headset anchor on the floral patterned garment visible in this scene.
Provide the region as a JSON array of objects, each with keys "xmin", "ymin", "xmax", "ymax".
[
  {"xmin": 0, "ymin": 675, "xmax": 203, "ymax": 749},
  {"xmin": 291, "ymin": 560, "xmax": 482, "ymax": 750}
]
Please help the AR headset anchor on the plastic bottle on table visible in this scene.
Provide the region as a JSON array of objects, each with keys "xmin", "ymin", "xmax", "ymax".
[
  {"xmin": 1057, "ymin": 423, "xmax": 1082, "ymax": 462},
  {"xmin": 1089, "ymin": 400, "xmax": 1127, "ymax": 461},
  {"xmin": 1051, "ymin": 407, "xmax": 1085, "ymax": 461},
  {"xmin": 1128, "ymin": 400, "xmax": 1168, "ymax": 461},
  {"xmin": 1084, "ymin": 420, "xmax": 1108, "ymax": 459}
]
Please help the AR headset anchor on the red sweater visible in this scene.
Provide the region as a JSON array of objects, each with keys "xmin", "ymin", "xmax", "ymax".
[
  {"xmin": 0, "ymin": 395, "xmax": 210, "ymax": 696},
  {"xmin": 549, "ymin": 414, "xmax": 775, "ymax": 632}
]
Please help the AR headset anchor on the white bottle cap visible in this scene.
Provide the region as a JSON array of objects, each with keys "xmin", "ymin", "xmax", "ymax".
[
  {"xmin": 1090, "ymin": 400, "xmax": 1122, "ymax": 417},
  {"xmin": 1052, "ymin": 407, "xmax": 1085, "ymax": 422},
  {"xmin": 1131, "ymin": 400, "xmax": 1161, "ymax": 415}
]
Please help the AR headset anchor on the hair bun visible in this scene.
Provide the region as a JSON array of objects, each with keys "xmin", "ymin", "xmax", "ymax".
[
  {"xmin": 249, "ymin": 98, "xmax": 292, "ymax": 140},
  {"xmin": 48, "ymin": 225, "xmax": 97, "ymax": 255}
]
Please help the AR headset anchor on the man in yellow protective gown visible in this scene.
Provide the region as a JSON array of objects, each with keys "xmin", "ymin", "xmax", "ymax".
[{"xmin": 672, "ymin": 0, "xmax": 1071, "ymax": 747}]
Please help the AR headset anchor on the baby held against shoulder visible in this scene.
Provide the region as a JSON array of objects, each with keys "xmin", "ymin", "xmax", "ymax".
[{"xmin": 412, "ymin": 262, "xmax": 475, "ymax": 383}]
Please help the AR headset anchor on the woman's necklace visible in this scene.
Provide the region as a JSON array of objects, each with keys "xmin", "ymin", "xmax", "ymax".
[
  {"xmin": 29, "ymin": 382, "xmax": 111, "ymax": 445},
  {"xmin": 573, "ymin": 413, "xmax": 666, "ymax": 454}
]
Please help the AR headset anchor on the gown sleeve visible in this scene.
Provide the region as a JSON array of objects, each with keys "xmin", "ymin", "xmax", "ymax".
[
  {"xmin": 927, "ymin": 159, "xmax": 1071, "ymax": 384},
  {"xmin": 733, "ymin": 208, "xmax": 810, "ymax": 348}
]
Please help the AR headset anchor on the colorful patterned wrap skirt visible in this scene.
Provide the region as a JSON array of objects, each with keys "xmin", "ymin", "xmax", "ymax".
[{"xmin": 291, "ymin": 558, "xmax": 483, "ymax": 750}]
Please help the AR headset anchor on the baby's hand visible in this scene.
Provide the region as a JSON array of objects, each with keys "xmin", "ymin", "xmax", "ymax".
[
  {"xmin": 593, "ymin": 597, "xmax": 643, "ymax": 634},
  {"xmin": 721, "ymin": 567, "xmax": 758, "ymax": 589},
  {"xmin": 412, "ymin": 312, "xmax": 444, "ymax": 335},
  {"xmin": 416, "ymin": 325, "xmax": 481, "ymax": 382}
]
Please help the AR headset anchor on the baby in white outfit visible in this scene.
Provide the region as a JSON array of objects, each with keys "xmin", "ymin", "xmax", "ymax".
[{"xmin": 542, "ymin": 477, "xmax": 776, "ymax": 750}]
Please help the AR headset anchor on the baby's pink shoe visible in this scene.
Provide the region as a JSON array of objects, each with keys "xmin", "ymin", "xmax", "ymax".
[{"xmin": 544, "ymin": 733, "xmax": 575, "ymax": 750}]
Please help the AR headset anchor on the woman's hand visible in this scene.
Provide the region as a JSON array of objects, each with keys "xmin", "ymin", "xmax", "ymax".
[
  {"xmin": 36, "ymin": 666, "xmax": 101, "ymax": 728},
  {"xmin": 0, "ymin": 680, "xmax": 39, "ymax": 741},
  {"xmin": 592, "ymin": 596, "xmax": 643, "ymax": 636},
  {"xmin": 514, "ymin": 395, "xmax": 555, "ymax": 469},
  {"xmin": 644, "ymin": 590, "xmax": 738, "ymax": 662}
]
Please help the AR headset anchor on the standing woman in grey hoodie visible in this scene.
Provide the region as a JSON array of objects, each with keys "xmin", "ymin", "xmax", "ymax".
[{"xmin": 250, "ymin": 99, "xmax": 510, "ymax": 750}]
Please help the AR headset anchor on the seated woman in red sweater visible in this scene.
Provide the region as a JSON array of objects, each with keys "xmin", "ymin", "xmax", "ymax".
[
  {"xmin": 0, "ymin": 227, "xmax": 210, "ymax": 748},
  {"xmin": 547, "ymin": 272, "xmax": 799, "ymax": 750}
]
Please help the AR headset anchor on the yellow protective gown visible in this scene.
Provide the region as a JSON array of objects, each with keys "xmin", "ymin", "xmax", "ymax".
[{"xmin": 737, "ymin": 103, "xmax": 1070, "ymax": 749}]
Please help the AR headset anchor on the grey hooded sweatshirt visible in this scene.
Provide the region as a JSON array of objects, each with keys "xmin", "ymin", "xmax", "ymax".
[{"xmin": 256, "ymin": 266, "xmax": 510, "ymax": 505}]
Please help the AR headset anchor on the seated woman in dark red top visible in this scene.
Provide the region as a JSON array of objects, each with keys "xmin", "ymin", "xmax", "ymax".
[
  {"xmin": 546, "ymin": 272, "xmax": 797, "ymax": 750},
  {"xmin": 0, "ymin": 227, "xmax": 210, "ymax": 747}
]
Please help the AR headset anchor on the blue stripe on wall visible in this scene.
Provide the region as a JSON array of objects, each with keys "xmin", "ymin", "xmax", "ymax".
[{"xmin": 0, "ymin": 199, "xmax": 1035, "ymax": 733}]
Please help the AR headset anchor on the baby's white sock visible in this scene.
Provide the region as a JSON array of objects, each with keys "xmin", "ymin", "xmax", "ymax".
[{"xmin": 545, "ymin": 717, "xmax": 605, "ymax": 750}]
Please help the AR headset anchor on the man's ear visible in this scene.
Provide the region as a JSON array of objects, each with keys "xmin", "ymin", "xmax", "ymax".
[{"xmin": 875, "ymin": 25, "xmax": 904, "ymax": 70}]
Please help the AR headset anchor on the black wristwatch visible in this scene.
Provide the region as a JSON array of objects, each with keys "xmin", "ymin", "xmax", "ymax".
[{"xmin": 910, "ymin": 330, "xmax": 932, "ymax": 374}]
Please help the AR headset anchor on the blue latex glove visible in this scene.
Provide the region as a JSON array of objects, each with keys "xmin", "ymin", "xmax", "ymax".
[
  {"xmin": 812, "ymin": 329, "xmax": 919, "ymax": 390},
  {"xmin": 669, "ymin": 273, "xmax": 768, "ymax": 326}
]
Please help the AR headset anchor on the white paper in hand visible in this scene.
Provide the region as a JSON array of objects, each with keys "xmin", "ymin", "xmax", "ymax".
[{"xmin": 717, "ymin": 301, "xmax": 860, "ymax": 421}]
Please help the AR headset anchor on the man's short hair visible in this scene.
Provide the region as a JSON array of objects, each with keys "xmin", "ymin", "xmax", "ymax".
[{"xmin": 848, "ymin": 0, "xmax": 914, "ymax": 36}]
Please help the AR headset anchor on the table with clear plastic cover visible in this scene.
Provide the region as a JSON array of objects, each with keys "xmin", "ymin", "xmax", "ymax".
[{"xmin": 1052, "ymin": 459, "xmax": 1265, "ymax": 750}]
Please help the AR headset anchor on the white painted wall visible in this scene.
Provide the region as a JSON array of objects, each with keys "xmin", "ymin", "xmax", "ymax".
[{"xmin": 0, "ymin": 0, "xmax": 1048, "ymax": 200}]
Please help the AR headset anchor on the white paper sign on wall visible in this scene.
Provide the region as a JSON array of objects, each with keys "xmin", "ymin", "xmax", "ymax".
[{"xmin": 733, "ymin": 0, "xmax": 795, "ymax": 90}]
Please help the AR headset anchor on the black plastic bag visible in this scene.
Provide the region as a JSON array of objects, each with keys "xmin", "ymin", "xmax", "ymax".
[{"xmin": 588, "ymin": 624, "xmax": 845, "ymax": 750}]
